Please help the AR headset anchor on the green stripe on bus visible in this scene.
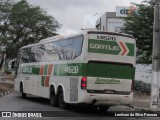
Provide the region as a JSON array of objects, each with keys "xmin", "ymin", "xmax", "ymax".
[
  {"xmin": 54, "ymin": 63, "xmax": 87, "ymax": 76},
  {"xmin": 21, "ymin": 63, "xmax": 135, "ymax": 80},
  {"xmin": 22, "ymin": 65, "xmax": 40, "ymax": 75},
  {"xmin": 41, "ymin": 76, "xmax": 45, "ymax": 86},
  {"xmin": 54, "ymin": 64, "xmax": 59, "ymax": 75},
  {"xmin": 126, "ymin": 43, "xmax": 134, "ymax": 56},
  {"xmin": 32, "ymin": 66, "xmax": 40, "ymax": 75},
  {"xmin": 44, "ymin": 65, "xmax": 48, "ymax": 75}
]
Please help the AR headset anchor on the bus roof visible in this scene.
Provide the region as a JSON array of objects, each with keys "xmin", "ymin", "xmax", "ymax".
[
  {"xmin": 20, "ymin": 33, "xmax": 83, "ymax": 49},
  {"xmin": 20, "ymin": 30, "xmax": 134, "ymax": 49},
  {"xmin": 87, "ymin": 31, "xmax": 134, "ymax": 39}
]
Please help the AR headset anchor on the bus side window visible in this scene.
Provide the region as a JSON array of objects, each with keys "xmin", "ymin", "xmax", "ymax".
[{"xmin": 72, "ymin": 36, "xmax": 83, "ymax": 57}]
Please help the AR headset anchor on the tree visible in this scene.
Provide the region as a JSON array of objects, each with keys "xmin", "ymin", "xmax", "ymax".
[
  {"xmin": 0, "ymin": 0, "xmax": 14, "ymax": 45},
  {"xmin": 0, "ymin": 0, "xmax": 61, "ymax": 59},
  {"xmin": 123, "ymin": 1, "xmax": 154, "ymax": 64}
]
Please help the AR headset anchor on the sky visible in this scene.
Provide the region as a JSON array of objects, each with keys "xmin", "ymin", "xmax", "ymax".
[{"xmin": 27, "ymin": 0, "xmax": 143, "ymax": 35}]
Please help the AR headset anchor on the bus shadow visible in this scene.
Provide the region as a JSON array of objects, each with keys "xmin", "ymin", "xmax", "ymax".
[{"xmin": 17, "ymin": 95, "xmax": 50, "ymax": 105}]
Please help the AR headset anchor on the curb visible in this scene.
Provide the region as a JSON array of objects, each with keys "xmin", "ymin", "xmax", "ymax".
[{"xmin": 0, "ymin": 89, "xmax": 13, "ymax": 97}]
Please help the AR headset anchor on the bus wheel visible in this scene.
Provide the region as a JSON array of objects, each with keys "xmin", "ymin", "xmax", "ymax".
[
  {"xmin": 50, "ymin": 86, "xmax": 58, "ymax": 107},
  {"xmin": 20, "ymin": 83, "xmax": 26, "ymax": 98},
  {"xmin": 98, "ymin": 106, "xmax": 109, "ymax": 112},
  {"xmin": 58, "ymin": 88, "xmax": 67, "ymax": 109}
]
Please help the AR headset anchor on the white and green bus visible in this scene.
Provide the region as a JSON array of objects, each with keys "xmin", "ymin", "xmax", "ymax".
[{"xmin": 14, "ymin": 30, "xmax": 136, "ymax": 111}]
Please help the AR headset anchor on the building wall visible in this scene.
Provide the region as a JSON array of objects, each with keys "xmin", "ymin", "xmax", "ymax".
[
  {"xmin": 96, "ymin": 5, "xmax": 137, "ymax": 32},
  {"xmin": 95, "ymin": 12, "xmax": 124, "ymax": 33},
  {"xmin": 101, "ymin": 13, "xmax": 107, "ymax": 31},
  {"xmin": 107, "ymin": 18, "xmax": 125, "ymax": 32},
  {"xmin": 96, "ymin": 18, "xmax": 101, "ymax": 30}
]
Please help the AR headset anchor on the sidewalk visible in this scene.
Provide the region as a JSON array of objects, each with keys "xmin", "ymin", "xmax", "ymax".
[
  {"xmin": 0, "ymin": 79, "xmax": 14, "ymax": 84},
  {"xmin": 0, "ymin": 70, "xmax": 15, "ymax": 83},
  {"xmin": 132, "ymin": 94, "xmax": 160, "ymax": 108},
  {"xmin": 0, "ymin": 70, "xmax": 14, "ymax": 96},
  {"xmin": 132, "ymin": 95, "xmax": 160, "ymax": 116},
  {"xmin": 0, "ymin": 79, "xmax": 14, "ymax": 97}
]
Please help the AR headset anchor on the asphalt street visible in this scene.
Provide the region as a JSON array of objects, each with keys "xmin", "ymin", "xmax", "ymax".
[{"xmin": 0, "ymin": 91, "xmax": 160, "ymax": 120}]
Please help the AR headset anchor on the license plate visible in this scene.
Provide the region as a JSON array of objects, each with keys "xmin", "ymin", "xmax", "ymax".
[{"xmin": 104, "ymin": 90, "xmax": 114, "ymax": 94}]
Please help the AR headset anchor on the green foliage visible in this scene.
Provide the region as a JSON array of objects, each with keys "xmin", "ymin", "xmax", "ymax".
[
  {"xmin": 0, "ymin": 0, "xmax": 61, "ymax": 59},
  {"xmin": 134, "ymin": 80, "xmax": 151, "ymax": 94},
  {"xmin": 0, "ymin": 0, "xmax": 14, "ymax": 46},
  {"xmin": 124, "ymin": 1, "xmax": 154, "ymax": 64}
]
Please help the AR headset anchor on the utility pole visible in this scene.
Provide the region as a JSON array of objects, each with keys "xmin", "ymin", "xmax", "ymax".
[{"xmin": 151, "ymin": 0, "xmax": 160, "ymax": 109}]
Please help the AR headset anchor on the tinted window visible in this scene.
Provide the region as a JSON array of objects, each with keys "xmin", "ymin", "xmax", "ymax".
[
  {"xmin": 87, "ymin": 62, "xmax": 135, "ymax": 79},
  {"xmin": 21, "ymin": 35, "xmax": 83, "ymax": 63}
]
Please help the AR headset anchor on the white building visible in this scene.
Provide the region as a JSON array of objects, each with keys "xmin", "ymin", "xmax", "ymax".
[
  {"xmin": 96, "ymin": 6, "xmax": 136, "ymax": 32},
  {"xmin": 96, "ymin": 12, "xmax": 125, "ymax": 32}
]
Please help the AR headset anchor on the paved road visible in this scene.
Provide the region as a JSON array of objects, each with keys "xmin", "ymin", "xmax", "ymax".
[{"xmin": 0, "ymin": 91, "xmax": 160, "ymax": 120}]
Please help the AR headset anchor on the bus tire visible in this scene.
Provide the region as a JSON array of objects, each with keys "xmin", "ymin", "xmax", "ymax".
[
  {"xmin": 20, "ymin": 83, "xmax": 26, "ymax": 98},
  {"xmin": 98, "ymin": 106, "xmax": 109, "ymax": 112},
  {"xmin": 50, "ymin": 86, "xmax": 58, "ymax": 107},
  {"xmin": 58, "ymin": 88, "xmax": 67, "ymax": 109}
]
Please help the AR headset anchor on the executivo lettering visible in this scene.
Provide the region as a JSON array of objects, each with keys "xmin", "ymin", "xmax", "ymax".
[{"xmin": 95, "ymin": 78, "xmax": 120, "ymax": 84}]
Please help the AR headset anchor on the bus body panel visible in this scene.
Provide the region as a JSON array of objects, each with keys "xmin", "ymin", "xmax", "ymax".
[
  {"xmin": 87, "ymin": 77, "xmax": 132, "ymax": 91},
  {"xmin": 14, "ymin": 30, "xmax": 136, "ymax": 107},
  {"xmin": 82, "ymin": 32, "xmax": 136, "ymax": 95},
  {"xmin": 78, "ymin": 90, "xmax": 133, "ymax": 105},
  {"xmin": 15, "ymin": 61, "xmax": 84, "ymax": 103},
  {"xmin": 87, "ymin": 32, "xmax": 136, "ymax": 65}
]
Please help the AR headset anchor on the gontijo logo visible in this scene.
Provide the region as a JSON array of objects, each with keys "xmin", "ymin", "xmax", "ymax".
[{"xmin": 88, "ymin": 40, "xmax": 133, "ymax": 56}]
